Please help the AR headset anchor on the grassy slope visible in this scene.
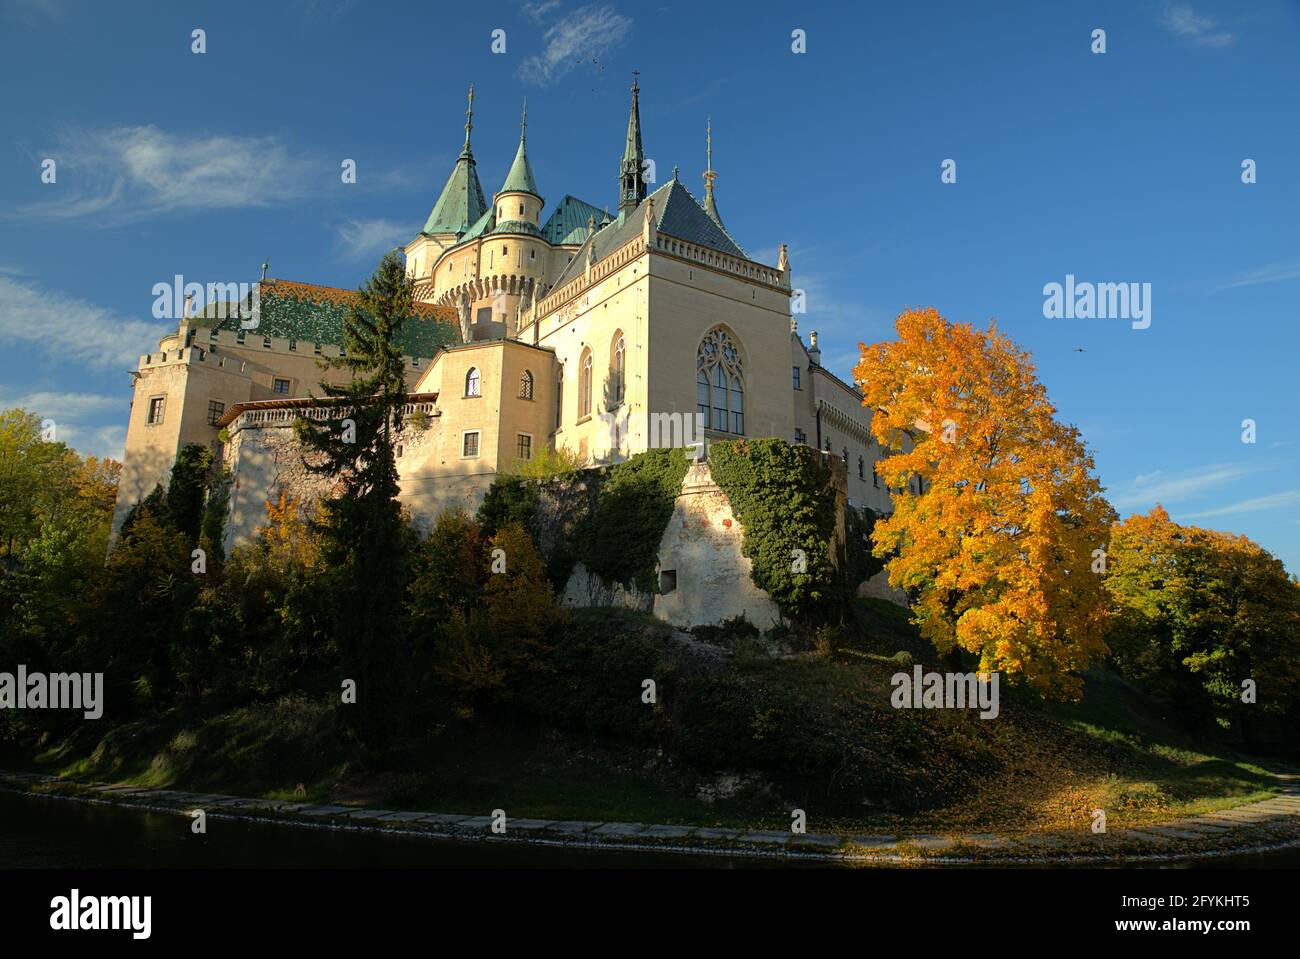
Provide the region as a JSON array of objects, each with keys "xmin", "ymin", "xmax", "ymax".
[{"xmin": 16, "ymin": 600, "xmax": 1278, "ymax": 837}]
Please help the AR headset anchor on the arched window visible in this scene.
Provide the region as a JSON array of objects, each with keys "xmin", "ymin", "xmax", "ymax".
[
  {"xmin": 465, "ymin": 367, "xmax": 480, "ymax": 397},
  {"xmin": 519, "ymin": 369, "xmax": 534, "ymax": 400},
  {"xmin": 611, "ymin": 332, "xmax": 625, "ymax": 406},
  {"xmin": 696, "ymin": 327, "xmax": 744, "ymax": 434},
  {"xmin": 555, "ymin": 365, "xmax": 564, "ymax": 430},
  {"xmin": 580, "ymin": 349, "xmax": 593, "ymax": 418}
]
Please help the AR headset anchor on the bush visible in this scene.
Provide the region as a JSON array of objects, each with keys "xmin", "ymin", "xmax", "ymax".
[{"xmin": 576, "ymin": 447, "xmax": 689, "ymax": 593}]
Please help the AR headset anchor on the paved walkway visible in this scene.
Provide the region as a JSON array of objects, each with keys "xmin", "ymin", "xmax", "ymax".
[{"xmin": 3, "ymin": 769, "xmax": 1298, "ymax": 864}]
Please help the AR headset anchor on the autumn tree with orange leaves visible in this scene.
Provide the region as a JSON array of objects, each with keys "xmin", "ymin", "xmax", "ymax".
[{"xmin": 853, "ymin": 308, "xmax": 1115, "ymax": 699}]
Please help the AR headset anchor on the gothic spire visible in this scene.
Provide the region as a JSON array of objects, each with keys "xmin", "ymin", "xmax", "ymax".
[
  {"xmin": 462, "ymin": 82, "xmax": 475, "ymax": 156},
  {"xmin": 702, "ymin": 115, "xmax": 724, "ymax": 227},
  {"xmin": 422, "ymin": 83, "xmax": 488, "ymax": 236},
  {"xmin": 618, "ymin": 72, "xmax": 646, "ymax": 215}
]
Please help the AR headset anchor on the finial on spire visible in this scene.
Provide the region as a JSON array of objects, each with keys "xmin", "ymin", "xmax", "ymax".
[
  {"xmin": 260, "ymin": 261, "xmax": 269, "ymax": 283},
  {"xmin": 702, "ymin": 116, "xmax": 723, "ymax": 227},
  {"xmin": 520, "ymin": 97, "xmax": 527, "ymax": 143},
  {"xmin": 618, "ymin": 72, "xmax": 647, "ymax": 214},
  {"xmin": 463, "ymin": 83, "xmax": 475, "ymax": 154}
]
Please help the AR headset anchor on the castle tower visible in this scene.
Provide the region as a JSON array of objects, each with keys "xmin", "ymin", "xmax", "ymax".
[
  {"xmin": 494, "ymin": 98, "xmax": 543, "ymax": 228},
  {"xmin": 420, "ymin": 86, "xmax": 488, "ymax": 244},
  {"xmin": 483, "ymin": 100, "xmax": 547, "ymax": 338},
  {"xmin": 617, "ymin": 73, "xmax": 646, "ymax": 215}
]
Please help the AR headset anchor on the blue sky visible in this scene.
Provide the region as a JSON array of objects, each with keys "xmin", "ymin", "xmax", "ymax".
[{"xmin": 1, "ymin": 0, "xmax": 1298, "ymax": 572}]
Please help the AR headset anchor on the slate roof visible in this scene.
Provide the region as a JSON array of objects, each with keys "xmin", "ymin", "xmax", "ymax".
[
  {"xmin": 200, "ymin": 279, "xmax": 461, "ymax": 357},
  {"xmin": 422, "ymin": 150, "xmax": 488, "ymax": 236},
  {"xmin": 549, "ymin": 178, "xmax": 749, "ymax": 290},
  {"xmin": 541, "ymin": 195, "xmax": 611, "ymax": 246}
]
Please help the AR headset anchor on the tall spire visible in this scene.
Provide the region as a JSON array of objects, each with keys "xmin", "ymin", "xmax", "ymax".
[
  {"xmin": 499, "ymin": 97, "xmax": 541, "ymax": 200},
  {"xmin": 617, "ymin": 71, "xmax": 646, "ymax": 215},
  {"xmin": 462, "ymin": 83, "xmax": 475, "ymax": 156},
  {"xmin": 422, "ymin": 83, "xmax": 488, "ymax": 236},
  {"xmin": 702, "ymin": 115, "xmax": 723, "ymax": 227}
]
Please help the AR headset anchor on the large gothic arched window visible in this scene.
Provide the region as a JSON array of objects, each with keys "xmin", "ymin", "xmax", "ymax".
[
  {"xmin": 555, "ymin": 365, "xmax": 564, "ymax": 430},
  {"xmin": 580, "ymin": 348, "xmax": 593, "ymax": 418},
  {"xmin": 696, "ymin": 327, "xmax": 744, "ymax": 434},
  {"xmin": 610, "ymin": 332, "xmax": 626, "ymax": 406}
]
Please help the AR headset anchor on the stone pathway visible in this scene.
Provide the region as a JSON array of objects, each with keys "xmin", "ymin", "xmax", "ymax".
[{"xmin": 3, "ymin": 769, "xmax": 1298, "ymax": 864}]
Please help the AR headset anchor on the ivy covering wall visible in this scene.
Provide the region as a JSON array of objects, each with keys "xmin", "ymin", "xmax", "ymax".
[
  {"xmin": 709, "ymin": 438, "xmax": 882, "ymax": 621},
  {"xmin": 476, "ymin": 447, "xmax": 689, "ymax": 595}
]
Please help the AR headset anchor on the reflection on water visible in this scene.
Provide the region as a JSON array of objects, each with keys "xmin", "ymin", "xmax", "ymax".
[
  {"xmin": 0, "ymin": 791, "xmax": 790, "ymax": 869},
  {"xmin": 2, "ymin": 791, "xmax": 1297, "ymax": 869}
]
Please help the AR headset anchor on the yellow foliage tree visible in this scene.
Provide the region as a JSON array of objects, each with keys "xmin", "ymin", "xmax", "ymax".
[{"xmin": 852, "ymin": 308, "xmax": 1115, "ymax": 698}]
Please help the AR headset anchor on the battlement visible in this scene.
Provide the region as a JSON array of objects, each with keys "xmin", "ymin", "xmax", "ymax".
[{"xmin": 142, "ymin": 326, "xmax": 434, "ymax": 373}]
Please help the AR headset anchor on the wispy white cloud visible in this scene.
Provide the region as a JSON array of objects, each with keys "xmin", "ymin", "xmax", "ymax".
[
  {"xmin": 0, "ymin": 275, "xmax": 168, "ymax": 369},
  {"xmin": 1160, "ymin": 4, "xmax": 1234, "ymax": 48},
  {"xmin": 335, "ymin": 218, "xmax": 415, "ymax": 263},
  {"xmin": 1183, "ymin": 489, "xmax": 1300, "ymax": 520},
  {"xmin": 1218, "ymin": 260, "xmax": 1300, "ymax": 290},
  {"xmin": 520, "ymin": 0, "xmax": 563, "ymax": 22},
  {"xmin": 1110, "ymin": 461, "xmax": 1258, "ymax": 510},
  {"xmin": 3, "ymin": 0, "xmax": 73, "ymax": 26},
  {"xmin": 60, "ymin": 423, "xmax": 127, "ymax": 462},
  {"xmin": 16, "ymin": 125, "xmax": 325, "ymax": 225},
  {"xmin": 0, "ymin": 390, "xmax": 121, "ymax": 421},
  {"xmin": 518, "ymin": 3, "xmax": 632, "ymax": 85}
]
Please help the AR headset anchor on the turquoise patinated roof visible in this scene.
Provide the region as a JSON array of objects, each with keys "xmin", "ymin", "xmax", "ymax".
[
  {"xmin": 490, "ymin": 219, "xmax": 543, "ymax": 237},
  {"xmin": 541, "ymin": 195, "xmax": 610, "ymax": 246},
  {"xmin": 422, "ymin": 151, "xmax": 488, "ymax": 236},
  {"xmin": 499, "ymin": 134, "xmax": 541, "ymax": 199},
  {"xmin": 205, "ymin": 279, "xmax": 461, "ymax": 357}
]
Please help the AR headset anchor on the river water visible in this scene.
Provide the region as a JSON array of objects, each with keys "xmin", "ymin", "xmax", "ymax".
[{"xmin": 2, "ymin": 790, "xmax": 1297, "ymax": 868}]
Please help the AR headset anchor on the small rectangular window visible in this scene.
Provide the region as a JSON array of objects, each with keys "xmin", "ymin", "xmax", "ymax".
[
  {"xmin": 659, "ymin": 569, "xmax": 677, "ymax": 594},
  {"xmin": 207, "ymin": 400, "xmax": 225, "ymax": 426},
  {"xmin": 263, "ymin": 337, "xmax": 272, "ymax": 349},
  {"xmin": 516, "ymin": 434, "xmax": 532, "ymax": 461},
  {"xmin": 273, "ymin": 378, "xmax": 290, "ymax": 395},
  {"xmin": 463, "ymin": 431, "xmax": 480, "ymax": 458},
  {"xmin": 147, "ymin": 396, "xmax": 165, "ymax": 425},
  {"xmin": 792, "ymin": 366, "xmax": 801, "ymax": 390}
]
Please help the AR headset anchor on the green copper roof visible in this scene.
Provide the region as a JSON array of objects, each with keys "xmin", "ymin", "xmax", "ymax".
[
  {"xmin": 499, "ymin": 134, "xmax": 541, "ymax": 199},
  {"xmin": 422, "ymin": 151, "xmax": 488, "ymax": 236},
  {"xmin": 204, "ymin": 280, "xmax": 461, "ymax": 357},
  {"xmin": 490, "ymin": 218, "xmax": 543, "ymax": 238},
  {"xmin": 540, "ymin": 195, "xmax": 609, "ymax": 245}
]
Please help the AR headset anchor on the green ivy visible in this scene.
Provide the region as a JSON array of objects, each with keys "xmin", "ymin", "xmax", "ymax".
[
  {"xmin": 576, "ymin": 447, "xmax": 689, "ymax": 594},
  {"xmin": 709, "ymin": 438, "xmax": 876, "ymax": 621},
  {"xmin": 476, "ymin": 477, "xmax": 539, "ymax": 538}
]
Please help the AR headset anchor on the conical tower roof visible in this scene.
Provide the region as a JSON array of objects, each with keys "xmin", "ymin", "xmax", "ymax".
[
  {"xmin": 422, "ymin": 85, "xmax": 489, "ymax": 236},
  {"xmin": 499, "ymin": 99, "xmax": 541, "ymax": 200}
]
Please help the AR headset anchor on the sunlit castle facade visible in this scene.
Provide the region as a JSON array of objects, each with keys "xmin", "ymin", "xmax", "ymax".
[{"xmin": 112, "ymin": 78, "xmax": 896, "ymax": 549}]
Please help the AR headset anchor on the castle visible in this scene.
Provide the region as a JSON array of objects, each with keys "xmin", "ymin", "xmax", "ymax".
[{"xmin": 111, "ymin": 80, "xmax": 898, "ymax": 603}]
